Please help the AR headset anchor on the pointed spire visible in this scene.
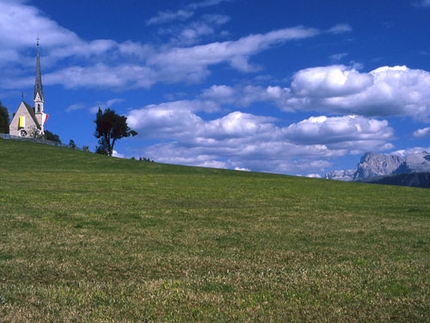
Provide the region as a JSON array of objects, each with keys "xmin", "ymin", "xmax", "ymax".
[{"xmin": 34, "ymin": 35, "xmax": 44, "ymax": 102}]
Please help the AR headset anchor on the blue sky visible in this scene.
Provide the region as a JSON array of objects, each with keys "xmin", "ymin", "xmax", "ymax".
[{"xmin": 1, "ymin": 0, "xmax": 430, "ymax": 177}]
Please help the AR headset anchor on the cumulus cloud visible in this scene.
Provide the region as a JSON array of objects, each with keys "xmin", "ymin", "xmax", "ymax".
[
  {"xmin": 201, "ymin": 85, "xmax": 236, "ymax": 104},
  {"xmin": 306, "ymin": 173, "xmax": 322, "ymax": 178},
  {"xmin": 0, "ymin": 0, "xmax": 79, "ymax": 51},
  {"xmin": 285, "ymin": 65, "xmax": 430, "ymax": 120},
  {"xmin": 235, "ymin": 167, "xmax": 251, "ymax": 172},
  {"xmin": 126, "ymin": 98, "xmax": 395, "ymax": 174},
  {"xmin": 127, "ymin": 101, "xmax": 206, "ymax": 139},
  {"xmin": 283, "ymin": 115, "xmax": 394, "ymax": 152},
  {"xmin": 413, "ymin": 127, "xmax": 430, "ymax": 138},
  {"xmin": 202, "ymin": 111, "xmax": 276, "ymax": 139},
  {"xmin": 112, "ymin": 150, "xmax": 125, "ymax": 158},
  {"xmin": 290, "ymin": 65, "xmax": 373, "ymax": 97}
]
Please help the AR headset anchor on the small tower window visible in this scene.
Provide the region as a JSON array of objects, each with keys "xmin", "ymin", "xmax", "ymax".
[{"xmin": 37, "ymin": 104, "xmax": 41, "ymax": 112}]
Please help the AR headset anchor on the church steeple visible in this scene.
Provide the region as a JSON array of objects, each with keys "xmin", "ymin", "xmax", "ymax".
[
  {"xmin": 34, "ymin": 36, "xmax": 44, "ymax": 104},
  {"xmin": 34, "ymin": 36, "xmax": 46, "ymax": 133}
]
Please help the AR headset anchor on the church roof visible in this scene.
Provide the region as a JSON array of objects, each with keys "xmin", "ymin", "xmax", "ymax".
[
  {"xmin": 21, "ymin": 100, "xmax": 41, "ymax": 128},
  {"xmin": 34, "ymin": 40, "xmax": 44, "ymax": 101}
]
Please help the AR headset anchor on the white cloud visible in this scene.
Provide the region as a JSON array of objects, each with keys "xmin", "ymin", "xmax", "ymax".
[
  {"xmin": 201, "ymin": 85, "xmax": 236, "ymax": 104},
  {"xmin": 306, "ymin": 173, "xmax": 322, "ymax": 178},
  {"xmin": 88, "ymin": 98, "xmax": 125, "ymax": 114},
  {"xmin": 200, "ymin": 84, "xmax": 291, "ymax": 109},
  {"xmin": 285, "ymin": 115, "xmax": 384, "ymax": 141},
  {"xmin": 326, "ymin": 24, "xmax": 353, "ymax": 34},
  {"xmin": 126, "ymin": 99, "xmax": 395, "ymax": 174},
  {"xmin": 146, "ymin": 0, "xmax": 231, "ymax": 46},
  {"xmin": 202, "ymin": 111, "xmax": 276, "ymax": 139},
  {"xmin": 156, "ymin": 13, "xmax": 231, "ymax": 46},
  {"xmin": 146, "ymin": 10, "xmax": 194, "ymax": 25},
  {"xmin": 391, "ymin": 146, "xmax": 430, "ymax": 157},
  {"xmin": 45, "ymin": 64, "xmax": 156, "ymax": 89},
  {"xmin": 285, "ymin": 65, "xmax": 430, "ymax": 120},
  {"xmin": 329, "ymin": 53, "xmax": 348, "ymax": 62},
  {"xmin": 147, "ymin": 26, "xmax": 320, "ymax": 82},
  {"xmin": 127, "ymin": 101, "xmax": 206, "ymax": 139},
  {"xmin": 0, "ymin": 0, "xmax": 79, "ymax": 51},
  {"xmin": 146, "ymin": 0, "xmax": 231, "ymax": 26},
  {"xmin": 290, "ymin": 65, "xmax": 373, "ymax": 97},
  {"xmin": 235, "ymin": 167, "xmax": 251, "ymax": 172},
  {"xmin": 413, "ymin": 127, "xmax": 430, "ymax": 138},
  {"xmin": 112, "ymin": 150, "xmax": 125, "ymax": 158},
  {"xmin": 283, "ymin": 115, "xmax": 394, "ymax": 151},
  {"xmin": 66, "ymin": 103, "xmax": 86, "ymax": 113}
]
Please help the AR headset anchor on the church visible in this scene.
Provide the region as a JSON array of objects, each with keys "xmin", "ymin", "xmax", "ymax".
[{"xmin": 9, "ymin": 39, "xmax": 48, "ymax": 137}]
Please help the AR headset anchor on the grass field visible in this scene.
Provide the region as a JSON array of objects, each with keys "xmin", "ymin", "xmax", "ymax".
[{"xmin": 0, "ymin": 138, "xmax": 429, "ymax": 322}]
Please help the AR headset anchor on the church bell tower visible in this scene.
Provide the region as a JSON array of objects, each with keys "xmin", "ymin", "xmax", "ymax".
[{"xmin": 34, "ymin": 36, "xmax": 46, "ymax": 133}]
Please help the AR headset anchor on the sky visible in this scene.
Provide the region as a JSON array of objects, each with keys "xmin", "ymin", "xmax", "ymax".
[{"xmin": 1, "ymin": 0, "xmax": 430, "ymax": 177}]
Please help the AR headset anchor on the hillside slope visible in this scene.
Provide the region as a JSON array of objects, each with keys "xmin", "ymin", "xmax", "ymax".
[{"xmin": 1, "ymin": 138, "xmax": 430, "ymax": 322}]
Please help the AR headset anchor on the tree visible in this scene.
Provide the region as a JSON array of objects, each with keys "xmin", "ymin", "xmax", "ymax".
[
  {"xmin": 68, "ymin": 139, "xmax": 76, "ymax": 149},
  {"xmin": 95, "ymin": 136, "xmax": 109, "ymax": 155},
  {"xmin": 94, "ymin": 108, "xmax": 137, "ymax": 156},
  {"xmin": 44, "ymin": 130, "xmax": 61, "ymax": 143},
  {"xmin": 29, "ymin": 127, "xmax": 44, "ymax": 139},
  {"xmin": 0, "ymin": 101, "xmax": 10, "ymax": 134}
]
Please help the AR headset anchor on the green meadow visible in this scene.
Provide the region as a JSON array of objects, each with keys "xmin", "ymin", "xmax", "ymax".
[{"xmin": 0, "ymin": 139, "xmax": 429, "ymax": 322}]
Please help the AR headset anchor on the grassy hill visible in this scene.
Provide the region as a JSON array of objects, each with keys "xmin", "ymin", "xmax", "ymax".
[{"xmin": 1, "ymin": 139, "xmax": 429, "ymax": 322}]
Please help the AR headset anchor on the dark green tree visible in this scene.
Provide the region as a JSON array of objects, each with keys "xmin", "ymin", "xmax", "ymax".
[
  {"xmin": 44, "ymin": 130, "xmax": 61, "ymax": 143},
  {"xmin": 94, "ymin": 108, "xmax": 137, "ymax": 156},
  {"xmin": 95, "ymin": 137, "xmax": 109, "ymax": 155},
  {"xmin": 68, "ymin": 139, "xmax": 76, "ymax": 149},
  {"xmin": 0, "ymin": 101, "xmax": 10, "ymax": 134}
]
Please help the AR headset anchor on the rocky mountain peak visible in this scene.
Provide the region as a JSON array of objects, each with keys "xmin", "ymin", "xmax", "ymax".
[
  {"xmin": 353, "ymin": 152, "xmax": 404, "ymax": 180},
  {"xmin": 405, "ymin": 151, "xmax": 430, "ymax": 173},
  {"xmin": 325, "ymin": 151, "xmax": 430, "ymax": 184}
]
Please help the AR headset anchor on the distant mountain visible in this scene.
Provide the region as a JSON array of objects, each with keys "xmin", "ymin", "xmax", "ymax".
[
  {"xmin": 324, "ymin": 169, "xmax": 356, "ymax": 181},
  {"xmin": 325, "ymin": 151, "xmax": 430, "ymax": 188},
  {"xmin": 404, "ymin": 151, "xmax": 430, "ymax": 173},
  {"xmin": 353, "ymin": 152, "xmax": 405, "ymax": 180}
]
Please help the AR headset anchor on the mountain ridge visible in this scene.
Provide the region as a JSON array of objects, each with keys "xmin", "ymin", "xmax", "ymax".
[{"xmin": 326, "ymin": 151, "xmax": 430, "ymax": 188}]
